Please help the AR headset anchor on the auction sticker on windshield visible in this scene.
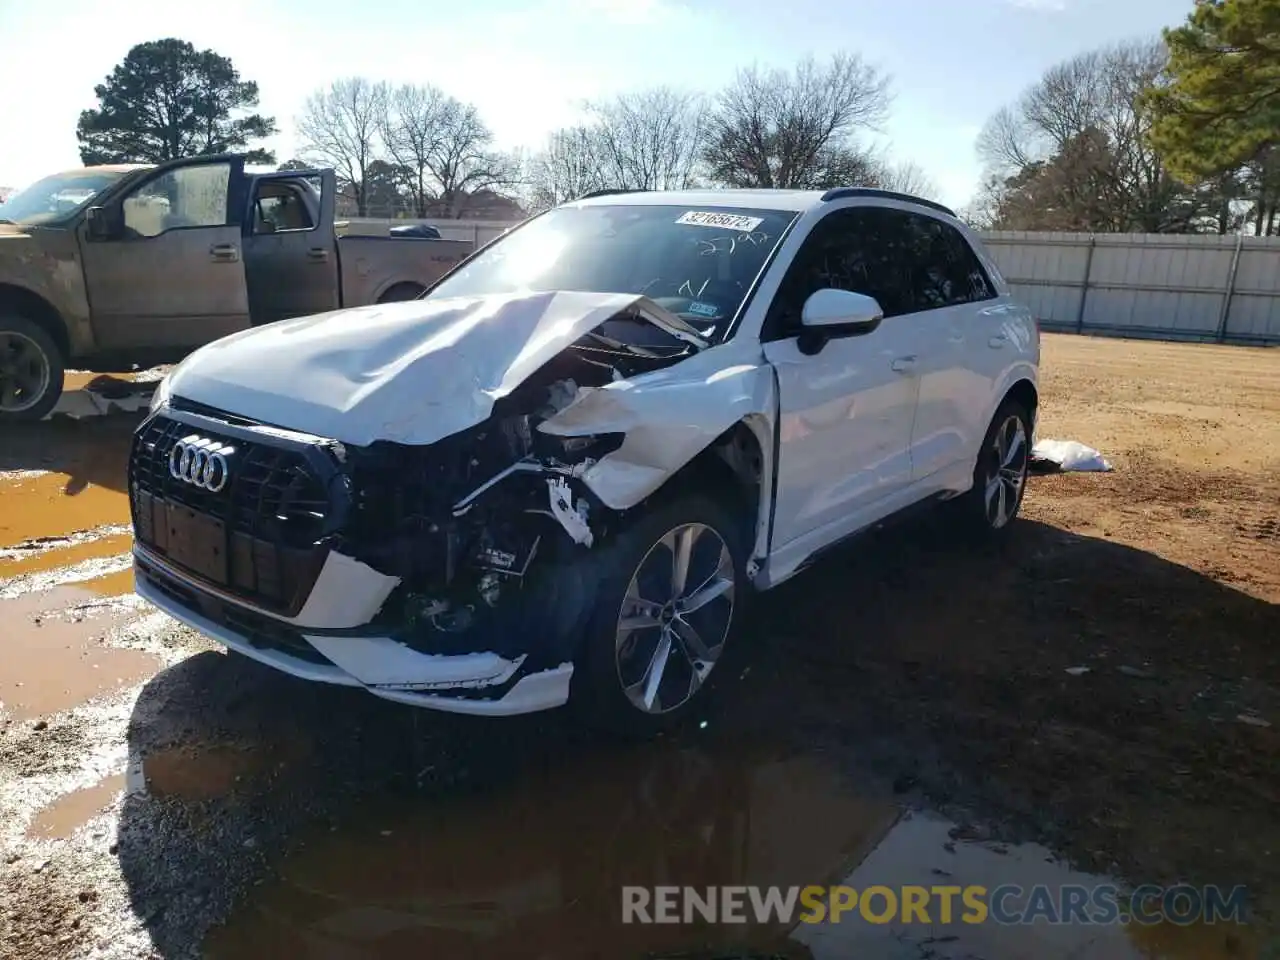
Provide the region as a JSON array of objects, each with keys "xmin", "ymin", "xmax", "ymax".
[{"xmin": 676, "ymin": 211, "xmax": 764, "ymax": 232}]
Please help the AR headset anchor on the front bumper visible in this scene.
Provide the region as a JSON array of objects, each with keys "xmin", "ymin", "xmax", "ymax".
[{"xmin": 134, "ymin": 545, "xmax": 573, "ymax": 716}]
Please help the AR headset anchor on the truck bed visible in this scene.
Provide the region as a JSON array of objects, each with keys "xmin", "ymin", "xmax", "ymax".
[{"xmin": 337, "ymin": 236, "xmax": 472, "ymax": 303}]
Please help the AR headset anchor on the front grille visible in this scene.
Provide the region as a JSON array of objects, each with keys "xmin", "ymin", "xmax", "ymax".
[{"xmin": 129, "ymin": 412, "xmax": 338, "ymax": 614}]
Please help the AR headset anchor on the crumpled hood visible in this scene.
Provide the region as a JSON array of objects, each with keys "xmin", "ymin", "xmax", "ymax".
[{"xmin": 166, "ymin": 290, "xmax": 688, "ymax": 446}]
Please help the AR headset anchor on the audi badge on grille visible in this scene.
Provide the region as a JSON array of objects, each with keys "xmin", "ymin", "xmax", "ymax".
[{"xmin": 169, "ymin": 434, "xmax": 236, "ymax": 492}]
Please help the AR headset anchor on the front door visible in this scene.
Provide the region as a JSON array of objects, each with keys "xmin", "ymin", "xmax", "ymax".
[
  {"xmin": 242, "ymin": 169, "xmax": 340, "ymax": 325},
  {"xmin": 761, "ymin": 207, "xmax": 921, "ymax": 552},
  {"xmin": 79, "ymin": 157, "xmax": 250, "ymax": 351}
]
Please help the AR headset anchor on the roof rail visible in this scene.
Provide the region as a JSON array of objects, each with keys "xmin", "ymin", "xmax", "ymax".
[
  {"xmin": 576, "ymin": 188, "xmax": 642, "ymax": 200},
  {"xmin": 820, "ymin": 187, "xmax": 956, "ymax": 218}
]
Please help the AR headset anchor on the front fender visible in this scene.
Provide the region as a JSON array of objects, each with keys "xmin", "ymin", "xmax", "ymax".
[{"xmin": 539, "ymin": 342, "xmax": 777, "ymax": 512}]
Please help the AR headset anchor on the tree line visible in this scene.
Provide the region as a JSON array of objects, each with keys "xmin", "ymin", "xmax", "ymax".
[{"xmin": 73, "ymin": 0, "xmax": 1279, "ymax": 232}]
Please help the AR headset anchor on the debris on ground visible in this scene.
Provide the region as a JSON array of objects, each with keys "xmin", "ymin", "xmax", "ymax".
[{"xmin": 1030, "ymin": 438, "xmax": 1113, "ymax": 473}]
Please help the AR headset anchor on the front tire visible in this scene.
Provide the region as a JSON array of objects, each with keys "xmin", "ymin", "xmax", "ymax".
[
  {"xmin": 955, "ymin": 399, "xmax": 1031, "ymax": 537},
  {"xmin": 571, "ymin": 494, "xmax": 749, "ymax": 738},
  {"xmin": 0, "ymin": 314, "xmax": 65, "ymax": 422}
]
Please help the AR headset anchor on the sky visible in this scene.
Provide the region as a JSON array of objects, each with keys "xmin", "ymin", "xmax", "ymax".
[{"xmin": 0, "ymin": 0, "xmax": 1195, "ymax": 210}]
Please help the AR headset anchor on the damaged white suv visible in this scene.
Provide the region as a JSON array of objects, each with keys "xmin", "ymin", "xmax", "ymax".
[{"xmin": 130, "ymin": 188, "xmax": 1038, "ymax": 734}]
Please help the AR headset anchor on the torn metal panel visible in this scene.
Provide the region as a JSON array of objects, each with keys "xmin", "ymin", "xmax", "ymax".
[
  {"xmin": 164, "ymin": 290, "xmax": 703, "ymax": 447},
  {"xmin": 546, "ymin": 477, "xmax": 594, "ymax": 546},
  {"xmin": 538, "ymin": 341, "xmax": 778, "ymax": 512}
]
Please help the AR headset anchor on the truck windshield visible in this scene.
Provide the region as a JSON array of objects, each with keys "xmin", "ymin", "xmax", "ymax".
[
  {"xmin": 0, "ymin": 170, "xmax": 131, "ymax": 225},
  {"xmin": 427, "ymin": 204, "xmax": 798, "ymax": 341}
]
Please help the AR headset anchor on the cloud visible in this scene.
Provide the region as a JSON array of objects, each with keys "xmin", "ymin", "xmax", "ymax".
[{"xmin": 1003, "ymin": 0, "xmax": 1068, "ymax": 10}]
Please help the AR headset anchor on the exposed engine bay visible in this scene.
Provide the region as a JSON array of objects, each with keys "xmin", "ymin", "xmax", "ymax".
[{"xmin": 336, "ymin": 315, "xmax": 695, "ymax": 659}]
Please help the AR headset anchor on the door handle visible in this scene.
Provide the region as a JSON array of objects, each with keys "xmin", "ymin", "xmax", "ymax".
[
  {"xmin": 306, "ymin": 248, "xmax": 329, "ymax": 262},
  {"xmin": 209, "ymin": 243, "xmax": 239, "ymax": 262},
  {"xmin": 988, "ymin": 334, "xmax": 1008, "ymax": 349},
  {"xmin": 890, "ymin": 355, "xmax": 918, "ymax": 373}
]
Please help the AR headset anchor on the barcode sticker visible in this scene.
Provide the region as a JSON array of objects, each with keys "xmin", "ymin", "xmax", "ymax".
[{"xmin": 675, "ymin": 211, "xmax": 764, "ymax": 232}]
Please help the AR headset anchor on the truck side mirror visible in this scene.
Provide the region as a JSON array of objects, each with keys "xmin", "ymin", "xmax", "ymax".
[{"xmin": 85, "ymin": 205, "xmax": 121, "ymax": 241}]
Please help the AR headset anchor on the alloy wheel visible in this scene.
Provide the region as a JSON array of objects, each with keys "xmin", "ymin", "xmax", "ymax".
[
  {"xmin": 614, "ymin": 522, "xmax": 736, "ymax": 715},
  {"xmin": 984, "ymin": 414, "xmax": 1028, "ymax": 529},
  {"xmin": 0, "ymin": 331, "xmax": 51, "ymax": 414}
]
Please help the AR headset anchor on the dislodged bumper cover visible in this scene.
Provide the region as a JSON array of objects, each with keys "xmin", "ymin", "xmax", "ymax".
[{"xmin": 163, "ymin": 290, "xmax": 704, "ymax": 447}]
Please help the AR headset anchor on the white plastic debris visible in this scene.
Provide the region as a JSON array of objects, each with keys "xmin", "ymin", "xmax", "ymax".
[
  {"xmin": 1064, "ymin": 666, "xmax": 1091, "ymax": 676},
  {"xmin": 1031, "ymin": 439, "xmax": 1113, "ymax": 472},
  {"xmin": 547, "ymin": 477, "xmax": 594, "ymax": 547}
]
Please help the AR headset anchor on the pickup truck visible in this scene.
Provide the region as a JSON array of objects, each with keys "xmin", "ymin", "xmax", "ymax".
[
  {"xmin": 0, "ymin": 154, "xmax": 473, "ymax": 420},
  {"xmin": 129, "ymin": 186, "xmax": 1039, "ymax": 737}
]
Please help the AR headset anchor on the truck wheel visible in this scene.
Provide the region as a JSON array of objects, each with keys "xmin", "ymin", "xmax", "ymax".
[
  {"xmin": 570, "ymin": 494, "xmax": 749, "ymax": 738},
  {"xmin": 377, "ymin": 283, "xmax": 425, "ymax": 303},
  {"xmin": 0, "ymin": 315, "xmax": 64, "ymax": 422}
]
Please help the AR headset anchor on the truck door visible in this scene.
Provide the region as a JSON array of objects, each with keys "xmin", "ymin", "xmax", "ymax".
[
  {"xmin": 78, "ymin": 156, "xmax": 251, "ymax": 350},
  {"xmin": 242, "ymin": 169, "xmax": 339, "ymax": 324}
]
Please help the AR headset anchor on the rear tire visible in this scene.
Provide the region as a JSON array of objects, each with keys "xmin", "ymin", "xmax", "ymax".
[
  {"xmin": 376, "ymin": 282, "xmax": 425, "ymax": 304},
  {"xmin": 0, "ymin": 314, "xmax": 64, "ymax": 422},
  {"xmin": 953, "ymin": 399, "xmax": 1031, "ymax": 538},
  {"xmin": 570, "ymin": 494, "xmax": 750, "ymax": 739}
]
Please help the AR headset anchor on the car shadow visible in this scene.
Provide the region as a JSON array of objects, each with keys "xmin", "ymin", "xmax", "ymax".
[
  {"xmin": 115, "ymin": 514, "xmax": 1280, "ymax": 957},
  {"xmin": 729, "ymin": 514, "xmax": 1280, "ymax": 898},
  {"xmin": 0, "ymin": 406, "xmax": 143, "ymax": 496}
]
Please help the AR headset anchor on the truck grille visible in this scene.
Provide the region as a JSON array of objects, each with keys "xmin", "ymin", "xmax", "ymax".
[{"xmin": 129, "ymin": 412, "xmax": 336, "ymax": 614}]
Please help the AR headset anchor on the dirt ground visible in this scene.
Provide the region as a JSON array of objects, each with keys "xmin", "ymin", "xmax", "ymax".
[{"xmin": 0, "ymin": 334, "xmax": 1277, "ymax": 960}]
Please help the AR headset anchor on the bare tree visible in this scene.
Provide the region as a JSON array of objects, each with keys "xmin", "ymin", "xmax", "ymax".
[
  {"xmin": 586, "ymin": 87, "xmax": 706, "ymax": 191},
  {"xmin": 703, "ymin": 53, "xmax": 892, "ymax": 189},
  {"xmin": 870, "ymin": 158, "xmax": 941, "ymax": 199},
  {"xmin": 380, "ymin": 83, "xmax": 451, "ymax": 217},
  {"xmin": 524, "ymin": 125, "xmax": 609, "ymax": 212},
  {"xmin": 297, "ymin": 77, "xmax": 386, "ymax": 216},
  {"xmin": 976, "ymin": 40, "xmax": 1203, "ymax": 232},
  {"xmin": 426, "ymin": 100, "xmax": 518, "ymax": 218}
]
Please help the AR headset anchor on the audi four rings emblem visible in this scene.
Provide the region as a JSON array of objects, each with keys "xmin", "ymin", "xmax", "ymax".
[{"xmin": 169, "ymin": 435, "xmax": 236, "ymax": 492}]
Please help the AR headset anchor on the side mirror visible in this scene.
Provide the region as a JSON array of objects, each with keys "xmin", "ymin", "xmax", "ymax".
[
  {"xmin": 798, "ymin": 289, "xmax": 884, "ymax": 355},
  {"xmin": 85, "ymin": 205, "xmax": 121, "ymax": 241}
]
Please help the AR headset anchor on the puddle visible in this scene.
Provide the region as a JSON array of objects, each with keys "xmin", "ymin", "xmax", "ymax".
[
  {"xmin": 24, "ymin": 738, "xmax": 305, "ymax": 843},
  {"xmin": 797, "ymin": 813, "xmax": 1263, "ymax": 960},
  {"xmin": 79, "ymin": 566, "xmax": 137, "ymax": 597},
  {"xmin": 0, "ymin": 531, "xmax": 133, "ymax": 581},
  {"xmin": 144, "ymin": 739, "xmax": 310, "ymax": 802},
  {"xmin": 0, "ymin": 472, "xmax": 131, "ymax": 547},
  {"xmin": 204, "ymin": 741, "xmax": 1265, "ymax": 960},
  {"xmin": 0, "ymin": 586, "xmax": 159, "ymax": 720},
  {"xmin": 204, "ymin": 744, "xmax": 896, "ymax": 959},
  {"xmin": 0, "ymin": 406, "xmax": 137, "ymax": 546},
  {"xmin": 26, "ymin": 774, "xmax": 126, "ymax": 840}
]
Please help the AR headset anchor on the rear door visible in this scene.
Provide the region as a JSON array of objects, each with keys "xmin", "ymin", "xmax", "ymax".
[
  {"xmin": 902, "ymin": 213, "xmax": 1003, "ymax": 481},
  {"xmin": 242, "ymin": 169, "xmax": 339, "ymax": 325},
  {"xmin": 79, "ymin": 157, "xmax": 250, "ymax": 349}
]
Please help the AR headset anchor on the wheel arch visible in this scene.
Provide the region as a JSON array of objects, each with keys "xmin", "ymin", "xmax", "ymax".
[
  {"xmin": 375, "ymin": 280, "xmax": 427, "ymax": 304},
  {"xmin": 630, "ymin": 415, "xmax": 773, "ymax": 569},
  {"xmin": 1001, "ymin": 377, "xmax": 1039, "ymax": 420},
  {"xmin": 0, "ymin": 283, "xmax": 70, "ymax": 362}
]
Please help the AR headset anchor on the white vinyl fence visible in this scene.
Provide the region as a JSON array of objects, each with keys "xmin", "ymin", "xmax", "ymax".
[
  {"xmin": 348, "ymin": 218, "xmax": 1280, "ymax": 346},
  {"xmin": 980, "ymin": 231, "xmax": 1280, "ymax": 345}
]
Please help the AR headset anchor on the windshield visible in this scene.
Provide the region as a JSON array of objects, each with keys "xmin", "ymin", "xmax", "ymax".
[
  {"xmin": 0, "ymin": 170, "xmax": 131, "ymax": 225},
  {"xmin": 428, "ymin": 204, "xmax": 798, "ymax": 341}
]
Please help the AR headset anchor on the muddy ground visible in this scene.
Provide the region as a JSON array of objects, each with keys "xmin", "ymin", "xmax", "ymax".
[{"xmin": 0, "ymin": 335, "xmax": 1277, "ymax": 959}]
